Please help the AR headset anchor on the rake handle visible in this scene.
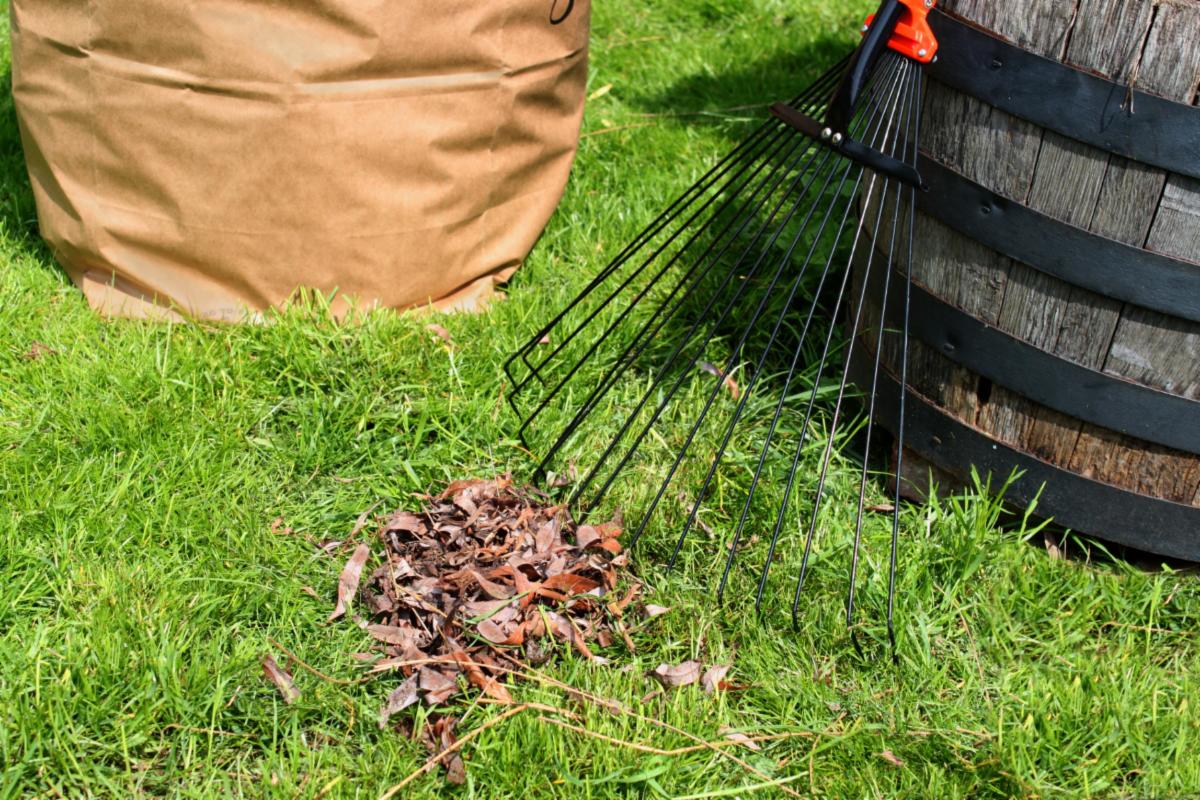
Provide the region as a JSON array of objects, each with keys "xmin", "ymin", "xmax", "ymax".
[{"xmin": 826, "ymin": 0, "xmax": 906, "ymax": 134}]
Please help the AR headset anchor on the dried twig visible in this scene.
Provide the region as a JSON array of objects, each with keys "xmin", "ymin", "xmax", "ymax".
[
  {"xmin": 537, "ymin": 715, "xmax": 816, "ymax": 756},
  {"xmin": 377, "ymin": 704, "xmax": 530, "ymax": 799},
  {"xmin": 371, "ymin": 656, "xmax": 804, "ymax": 798},
  {"xmin": 267, "ymin": 637, "xmax": 370, "ymax": 686}
]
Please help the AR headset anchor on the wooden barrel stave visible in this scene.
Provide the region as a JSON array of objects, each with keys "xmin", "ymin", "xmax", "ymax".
[{"xmin": 856, "ymin": 0, "xmax": 1200, "ymax": 541}]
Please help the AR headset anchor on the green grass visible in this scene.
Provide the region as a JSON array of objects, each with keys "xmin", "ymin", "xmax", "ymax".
[{"xmin": 3, "ymin": 1, "xmax": 1199, "ymax": 797}]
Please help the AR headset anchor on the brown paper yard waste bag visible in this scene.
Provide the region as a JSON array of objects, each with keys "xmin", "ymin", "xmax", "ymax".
[{"xmin": 10, "ymin": 1, "xmax": 590, "ymax": 321}]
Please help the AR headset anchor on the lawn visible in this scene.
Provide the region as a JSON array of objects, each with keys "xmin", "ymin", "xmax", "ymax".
[{"xmin": 2, "ymin": 1, "xmax": 1199, "ymax": 798}]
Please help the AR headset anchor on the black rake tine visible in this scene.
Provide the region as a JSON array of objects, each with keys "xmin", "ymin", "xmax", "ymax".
[
  {"xmin": 775, "ymin": 56, "xmax": 908, "ymax": 626},
  {"xmin": 527, "ymin": 121, "xmax": 823, "ymax": 467},
  {"xmin": 505, "ymin": 57, "xmax": 852, "ymax": 400},
  {"xmin": 585, "ymin": 55, "xmax": 912, "ymax": 528},
  {"xmin": 846, "ymin": 55, "xmax": 921, "ymax": 654},
  {"xmin": 579, "ymin": 139, "xmax": 846, "ymax": 518},
  {"xmin": 888, "ymin": 64, "xmax": 924, "ymax": 662},
  {"xmin": 516, "ymin": 119, "xmax": 810, "ymax": 440},
  {"xmin": 586, "ymin": 55, "xmax": 910, "ymax": 528},
  {"xmin": 555, "ymin": 73, "xmax": 893, "ymax": 512},
  {"xmin": 670, "ymin": 61, "xmax": 913, "ymax": 579},
  {"xmin": 662, "ymin": 150, "xmax": 859, "ymax": 571},
  {"xmin": 790, "ymin": 56, "xmax": 914, "ymax": 630},
  {"xmin": 751, "ymin": 53, "xmax": 907, "ymax": 611},
  {"xmin": 514, "ymin": 61, "xmax": 857, "ymax": 446}
]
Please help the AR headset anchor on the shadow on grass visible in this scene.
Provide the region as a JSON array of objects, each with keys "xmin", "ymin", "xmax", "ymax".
[
  {"xmin": 627, "ymin": 35, "xmax": 853, "ymax": 121},
  {"xmin": 1, "ymin": 68, "xmax": 53, "ymax": 261}
]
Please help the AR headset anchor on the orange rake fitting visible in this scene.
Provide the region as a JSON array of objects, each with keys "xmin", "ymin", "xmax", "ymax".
[{"xmin": 865, "ymin": 0, "xmax": 938, "ymax": 63}]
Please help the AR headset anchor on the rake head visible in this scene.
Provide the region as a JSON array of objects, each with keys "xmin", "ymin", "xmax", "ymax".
[{"xmin": 504, "ymin": 0, "xmax": 934, "ymax": 651}]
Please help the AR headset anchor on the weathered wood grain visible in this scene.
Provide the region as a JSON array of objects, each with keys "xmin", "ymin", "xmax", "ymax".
[{"xmin": 873, "ymin": 0, "xmax": 1200, "ymax": 511}]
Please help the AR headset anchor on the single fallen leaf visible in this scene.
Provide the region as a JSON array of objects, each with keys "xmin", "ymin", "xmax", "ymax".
[
  {"xmin": 475, "ymin": 618, "xmax": 510, "ymax": 644},
  {"xmin": 425, "ymin": 324, "xmax": 453, "ymax": 345},
  {"xmin": 431, "ymin": 717, "xmax": 467, "ymax": 785},
  {"xmin": 701, "ymin": 664, "xmax": 731, "ymax": 694},
  {"xmin": 542, "ymin": 573, "xmax": 601, "ymax": 596},
  {"xmin": 639, "ymin": 688, "xmax": 664, "ymax": 704},
  {"xmin": 261, "ymin": 655, "xmax": 300, "ymax": 704},
  {"xmin": 367, "ymin": 624, "xmax": 423, "ymax": 647},
  {"xmin": 384, "ymin": 511, "xmax": 424, "ymax": 533},
  {"xmin": 608, "ymin": 583, "xmax": 640, "ymax": 616},
  {"xmin": 469, "ymin": 569, "xmax": 516, "ymax": 600},
  {"xmin": 538, "ymin": 334, "xmax": 551, "ymax": 345},
  {"xmin": 879, "ymin": 749, "xmax": 905, "ymax": 767},
  {"xmin": 329, "ymin": 543, "xmax": 371, "ymax": 622},
  {"xmin": 545, "ymin": 611, "xmax": 595, "ymax": 660},
  {"xmin": 588, "ymin": 83, "xmax": 614, "ymax": 101},
  {"xmin": 379, "ymin": 674, "xmax": 420, "ymax": 729},
  {"xmin": 575, "ymin": 525, "xmax": 601, "ymax": 550},
  {"xmin": 696, "ymin": 361, "xmax": 740, "ymax": 399},
  {"xmin": 643, "ymin": 604, "xmax": 670, "ymax": 619},
  {"xmin": 269, "ymin": 516, "xmax": 293, "ymax": 535},
  {"xmin": 719, "ymin": 727, "xmax": 762, "ymax": 751},
  {"xmin": 22, "ymin": 341, "xmax": 58, "ymax": 361},
  {"xmin": 652, "ymin": 660, "xmax": 703, "ymax": 688},
  {"xmin": 866, "ymin": 502, "xmax": 896, "ymax": 513},
  {"xmin": 450, "ymin": 650, "xmax": 513, "ymax": 704},
  {"xmin": 419, "ymin": 668, "xmax": 459, "ymax": 706}
]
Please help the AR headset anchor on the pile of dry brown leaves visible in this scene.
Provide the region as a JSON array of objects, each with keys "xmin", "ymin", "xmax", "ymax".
[
  {"xmin": 338, "ymin": 476, "xmax": 639, "ymax": 722},
  {"xmin": 263, "ymin": 476, "xmax": 747, "ymax": 788}
]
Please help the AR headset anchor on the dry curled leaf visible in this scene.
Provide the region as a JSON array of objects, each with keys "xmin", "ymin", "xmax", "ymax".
[
  {"xmin": 701, "ymin": 664, "xmax": 731, "ymax": 694},
  {"xmin": 719, "ymin": 727, "xmax": 762, "ymax": 751},
  {"xmin": 423, "ymin": 716, "xmax": 467, "ymax": 785},
  {"xmin": 879, "ymin": 749, "xmax": 905, "ymax": 767},
  {"xmin": 425, "ymin": 324, "xmax": 453, "ymax": 345},
  {"xmin": 652, "ymin": 660, "xmax": 703, "ymax": 688},
  {"xmin": 643, "ymin": 604, "xmax": 670, "ymax": 619},
  {"xmin": 21, "ymin": 341, "xmax": 58, "ymax": 361},
  {"xmin": 329, "ymin": 543, "xmax": 371, "ymax": 622},
  {"xmin": 420, "ymin": 668, "xmax": 459, "ymax": 706},
  {"xmin": 261, "ymin": 655, "xmax": 300, "ymax": 704},
  {"xmin": 379, "ymin": 674, "xmax": 420, "ymax": 729},
  {"xmin": 696, "ymin": 361, "xmax": 740, "ymax": 399}
]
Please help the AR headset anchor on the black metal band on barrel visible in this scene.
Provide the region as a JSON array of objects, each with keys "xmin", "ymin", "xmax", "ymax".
[
  {"xmin": 926, "ymin": 10, "xmax": 1200, "ymax": 180},
  {"xmin": 849, "ymin": 346, "xmax": 1200, "ymax": 561},
  {"xmin": 915, "ymin": 156, "xmax": 1200, "ymax": 324},
  {"xmin": 860, "ymin": 253, "xmax": 1200, "ymax": 455}
]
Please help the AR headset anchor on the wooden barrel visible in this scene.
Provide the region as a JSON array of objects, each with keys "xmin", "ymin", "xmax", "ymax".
[{"xmin": 856, "ymin": 0, "xmax": 1200, "ymax": 559}]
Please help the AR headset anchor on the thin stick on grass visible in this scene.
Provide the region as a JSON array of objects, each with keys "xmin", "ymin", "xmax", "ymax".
[
  {"xmin": 537, "ymin": 715, "xmax": 817, "ymax": 755},
  {"xmin": 267, "ymin": 637, "xmax": 371, "ymax": 686},
  {"xmin": 372, "ymin": 655, "xmax": 805, "ymax": 798},
  {"xmin": 377, "ymin": 703, "xmax": 530, "ymax": 800},
  {"xmin": 671, "ymin": 772, "xmax": 808, "ymax": 799}
]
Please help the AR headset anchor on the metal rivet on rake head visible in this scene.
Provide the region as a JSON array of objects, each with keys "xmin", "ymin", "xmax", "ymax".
[
  {"xmin": 831, "ymin": 132, "xmax": 844, "ymax": 145},
  {"xmin": 820, "ymin": 127, "xmax": 832, "ymax": 140},
  {"xmin": 918, "ymin": 48, "xmax": 928, "ymax": 58}
]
